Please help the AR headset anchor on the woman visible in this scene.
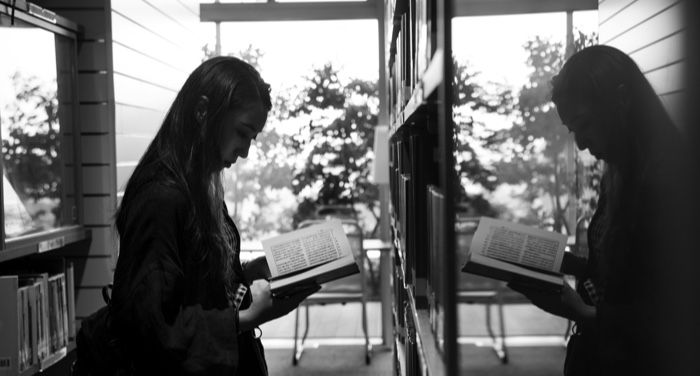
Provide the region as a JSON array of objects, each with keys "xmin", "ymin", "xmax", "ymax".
[
  {"xmin": 107, "ymin": 56, "xmax": 318, "ymax": 375},
  {"xmin": 510, "ymin": 45, "xmax": 689, "ymax": 375}
]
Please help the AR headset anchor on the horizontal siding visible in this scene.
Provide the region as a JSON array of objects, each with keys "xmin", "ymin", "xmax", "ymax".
[
  {"xmin": 115, "ymin": 104, "xmax": 165, "ymax": 135},
  {"xmin": 112, "ymin": 0, "xmax": 204, "ymax": 192},
  {"xmin": 115, "ymin": 134, "xmax": 153, "ymax": 165},
  {"xmin": 111, "ymin": 0, "xmax": 201, "ymax": 50},
  {"xmin": 600, "ymin": 0, "xmax": 679, "ymax": 44},
  {"xmin": 599, "ymin": 0, "xmax": 635, "ymax": 24},
  {"xmin": 604, "ymin": 2, "xmax": 684, "ymax": 53},
  {"xmin": 599, "ymin": 0, "xmax": 687, "ymax": 129},
  {"xmin": 113, "ymin": 73, "xmax": 177, "ymax": 111},
  {"xmin": 629, "ymin": 30, "xmax": 684, "ymax": 73},
  {"xmin": 116, "ymin": 164, "xmax": 136, "ymax": 192},
  {"xmin": 110, "ymin": 11, "xmax": 198, "ymax": 74},
  {"xmin": 112, "ymin": 42, "xmax": 186, "ymax": 91}
]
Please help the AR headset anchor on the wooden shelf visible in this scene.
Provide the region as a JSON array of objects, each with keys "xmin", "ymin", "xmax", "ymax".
[
  {"xmin": 0, "ymin": 226, "xmax": 91, "ymax": 263},
  {"xmin": 395, "ymin": 336, "xmax": 407, "ymax": 376},
  {"xmin": 17, "ymin": 340, "xmax": 75, "ymax": 376},
  {"xmin": 40, "ymin": 346, "xmax": 68, "ymax": 371},
  {"xmin": 422, "ymin": 49, "xmax": 444, "ymax": 98}
]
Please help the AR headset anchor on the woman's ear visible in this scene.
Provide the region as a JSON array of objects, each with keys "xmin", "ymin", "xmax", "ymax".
[{"xmin": 195, "ymin": 95, "xmax": 209, "ymax": 124}]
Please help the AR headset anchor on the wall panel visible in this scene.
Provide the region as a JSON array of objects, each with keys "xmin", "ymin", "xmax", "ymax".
[
  {"xmin": 111, "ymin": 0, "xmax": 205, "ymax": 197},
  {"xmin": 599, "ymin": 0, "xmax": 687, "ymax": 129}
]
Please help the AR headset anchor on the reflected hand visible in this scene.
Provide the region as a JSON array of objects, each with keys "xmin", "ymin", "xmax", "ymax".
[{"xmin": 508, "ymin": 282, "xmax": 595, "ymax": 322}]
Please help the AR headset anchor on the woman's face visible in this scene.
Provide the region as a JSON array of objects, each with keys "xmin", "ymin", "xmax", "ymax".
[
  {"xmin": 218, "ymin": 102, "xmax": 267, "ymax": 169},
  {"xmin": 555, "ymin": 98, "xmax": 620, "ymax": 162}
]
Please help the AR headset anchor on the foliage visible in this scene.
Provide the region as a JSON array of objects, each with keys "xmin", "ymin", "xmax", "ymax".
[
  {"xmin": 488, "ymin": 31, "xmax": 599, "ymax": 232},
  {"xmin": 1, "ymin": 72, "xmax": 61, "ymax": 200},
  {"xmin": 286, "ymin": 63, "xmax": 379, "ymax": 230},
  {"xmin": 452, "ymin": 56, "xmax": 513, "ymax": 216},
  {"xmin": 204, "ymin": 44, "xmax": 300, "ymax": 239}
]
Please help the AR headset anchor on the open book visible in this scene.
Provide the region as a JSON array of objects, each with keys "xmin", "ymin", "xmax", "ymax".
[
  {"xmin": 262, "ymin": 220, "xmax": 359, "ymax": 296},
  {"xmin": 461, "ymin": 217, "xmax": 567, "ymax": 291}
]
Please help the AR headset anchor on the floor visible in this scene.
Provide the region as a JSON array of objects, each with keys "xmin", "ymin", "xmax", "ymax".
[{"xmin": 260, "ymin": 302, "xmax": 569, "ymax": 375}]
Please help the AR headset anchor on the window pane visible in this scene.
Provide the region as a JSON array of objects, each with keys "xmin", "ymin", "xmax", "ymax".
[
  {"xmin": 216, "ymin": 20, "xmax": 379, "ymax": 241},
  {"xmin": 0, "ymin": 20, "xmax": 75, "ymax": 239}
]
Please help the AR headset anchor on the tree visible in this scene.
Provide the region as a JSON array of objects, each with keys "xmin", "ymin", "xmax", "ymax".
[
  {"xmin": 489, "ymin": 31, "xmax": 599, "ymax": 232},
  {"xmin": 205, "ymin": 44, "xmax": 301, "ymax": 240},
  {"xmin": 286, "ymin": 63, "xmax": 380, "ymax": 232},
  {"xmin": 452, "ymin": 56, "xmax": 513, "ymax": 217},
  {"xmin": 1, "ymin": 72, "xmax": 61, "ymax": 200}
]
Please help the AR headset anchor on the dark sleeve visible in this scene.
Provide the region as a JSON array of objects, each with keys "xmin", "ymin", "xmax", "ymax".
[{"xmin": 110, "ymin": 185, "xmax": 240, "ymax": 375}]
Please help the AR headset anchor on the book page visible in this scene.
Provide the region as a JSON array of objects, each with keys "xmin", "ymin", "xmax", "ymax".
[
  {"xmin": 469, "ymin": 217, "xmax": 567, "ymax": 273},
  {"xmin": 262, "ymin": 220, "xmax": 351, "ymax": 277}
]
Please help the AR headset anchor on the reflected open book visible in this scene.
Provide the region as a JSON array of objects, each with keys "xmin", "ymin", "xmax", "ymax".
[
  {"xmin": 262, "ymin": 220, "xmax": 359, "ymax": 297},
  {"xmin": 461, "ymin": 217, "xmax": 567, "ymax": 292}
]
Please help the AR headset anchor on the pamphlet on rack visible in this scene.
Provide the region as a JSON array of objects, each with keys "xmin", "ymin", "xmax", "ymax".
[
  {"xmin": 461, "ymin": 217, "xmax": 567, "ymax": 291},
  {"xmin": 262, "ymin": 220, "xmax": 359, "ymax": 296}
]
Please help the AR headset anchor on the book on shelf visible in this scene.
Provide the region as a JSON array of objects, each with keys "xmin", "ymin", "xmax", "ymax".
[
  {"xmin": 262, "ymin": 220, "xmax": 359, "ymax": 297},
  {"xmin": 461, "ymin": 217, "xmax": 567, "ymax": 292},
  {"xmin": 1, "ymin": 271, "xmax": 73, "ymax": 375}
]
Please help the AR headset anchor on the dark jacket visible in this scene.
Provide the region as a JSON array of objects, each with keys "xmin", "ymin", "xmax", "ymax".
[{"xmin": 105, "ymin": 182, "xmax": 267, "ymax": 375}]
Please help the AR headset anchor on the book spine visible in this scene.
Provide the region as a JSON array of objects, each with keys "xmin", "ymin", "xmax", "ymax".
[
  {"xmin": 66, "ymin": 263, "xmax": 75, "ymax": 340},
  {"xmin": 0, "ymin": 276, "xmax": 20, "ymax": 375},
  {"xmin": 60, "ymin": 274, "xmax": 68, "ymax": 347}
]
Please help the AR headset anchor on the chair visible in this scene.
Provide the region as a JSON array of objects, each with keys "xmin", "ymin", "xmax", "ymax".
[
  {"xmin": 292, "ymin": 218, "xmax": 372, "ymax": 365},
  {"xmin": 314, "ymin": 205, "xmax": 359, "ymax": 220},
  {"xmin": 456, "ymin": 218, "xmax": 510, "ymax": 363}
]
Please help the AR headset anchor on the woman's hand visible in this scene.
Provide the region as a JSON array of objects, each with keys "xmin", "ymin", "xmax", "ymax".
[
  {"xmin": 508, "ymin": 282, "xmax": 596, "ymax": 323},
  {"xmin": 242, "ymin": 255, "xmax": 271, "ymax": 283},
  {"xmin": 238, "ymin": 279, "xmax": 320, "ymax": 331}
]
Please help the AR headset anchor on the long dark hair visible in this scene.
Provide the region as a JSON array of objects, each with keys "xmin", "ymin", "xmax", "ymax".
[
  {"xmin": 551, "ymin": 45, "xmax": 680, "ymax": 279},
  {"xmin": 116, "ymin": 56, "xmax": 271, "ymax": 291}
]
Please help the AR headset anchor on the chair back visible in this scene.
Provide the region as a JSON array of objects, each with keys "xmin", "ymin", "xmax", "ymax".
[{"xmin": 314, "ymin": 205, "xmax": 358, "ymax": 221}]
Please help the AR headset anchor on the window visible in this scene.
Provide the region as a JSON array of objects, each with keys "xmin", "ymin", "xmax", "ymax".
[{"xmin": 0, "ymin": 16, "xmax": 77, "ymax": 240}]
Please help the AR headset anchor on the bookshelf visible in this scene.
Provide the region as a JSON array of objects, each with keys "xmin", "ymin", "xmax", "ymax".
[
  {"xmin": 384, "ymin": 0, "xmax": 456, "ymax": 374},
  {"xmin": 0, "ymin": 2, "xmax": 89, "ymax": 375}
]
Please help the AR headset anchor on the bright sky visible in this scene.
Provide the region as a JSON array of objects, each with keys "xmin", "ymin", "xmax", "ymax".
[
  {"xmin": 453, "ymin": 11, "xmax": 598, "ymax": 91},
  {"xmin": 0, "ymin": 28, "xmax": 58, "ymax": 134},
  {"xmin": 218, "ymin": 19, "xmax": 380, "ymax": 94},
  {"xmin": 215, "ymin": 11, "xmax": 597, "ymax": 97}
]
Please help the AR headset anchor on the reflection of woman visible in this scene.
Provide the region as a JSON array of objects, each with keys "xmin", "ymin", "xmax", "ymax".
[
  {"xmin": 510, "ymin": 45, "xmax": 689, "ymax": 375},
  {"xmin": 108, "ymin": 57, "xmax": 318, "ymax": 375}
]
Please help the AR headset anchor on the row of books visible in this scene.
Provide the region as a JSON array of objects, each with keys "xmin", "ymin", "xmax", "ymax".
[
  {"xmin": 387, "ymin": 0, "xmax": 436, "ymax": 127},
  {"xmin": 389, "ymin": 124, "xmax": 435, "ymax": 297},
  {"xmin": 0, "ymin": 265, "xmax": 75, "ymax": 375},
  {"xmin": 392, "ymin": 259, "xmax": 423, "ymax": 376}
]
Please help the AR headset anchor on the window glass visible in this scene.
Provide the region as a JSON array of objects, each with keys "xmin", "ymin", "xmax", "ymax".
[{"xmin": 0, "ymin": 19, "xmax": 75, "ymax": 239}]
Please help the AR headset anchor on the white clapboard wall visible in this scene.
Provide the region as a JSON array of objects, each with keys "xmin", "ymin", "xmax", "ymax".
[
  {"xmin": 111, "ymin": 0, "xmax": 205, "ymax": 201},
  {"xmin": 599, "ymin": 0, "xmax": 686, "ymax": 129},
  {"xmin": 33, "ymin": 0, "xmax": 204, "ymax": 324}
]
